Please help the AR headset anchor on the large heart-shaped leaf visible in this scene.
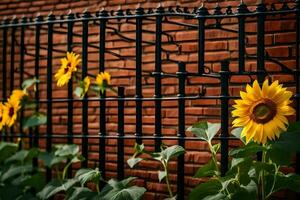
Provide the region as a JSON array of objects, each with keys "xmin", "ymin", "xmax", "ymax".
[
  {"xmin": 75, "ymin": 168, "xmax": 102, "ymax": 186},
  {"xmin": 65, "ymin": 187, "xmax": 97, "ymax": 200},
  {"xmin": 0, "ymin": 142, "xmax": 18, "ymax": 163},
  {"xmin": 22, "ymin": 112, "xmax": 47, "ymax": 129},
  {"xmin": 37, "ymin": 179, "xmax": 78, "ymax": 200},
  {"xmin": 38, "ymin": 152, "xmax": 66, "ymax": 168},
  {"xmin": 5, "ymin": 148, "xmax": 39, "ymax": 164},
  {"xmin": 188, "ymin": 179, "xmax": 223, "ymax": 200},
  {"xmin": 102, "ymin": 186, "xmax": 146, "ymax": 200},
  {"xmin": 55, "ymin": 144, "xmax": 79, "ymax": 157},
  {"xmin": 229, "ymin": 142, "xmax": 264, "ymax": 158},
  {"xmin": 1, "ymin": 164, "xmax": 33, "ymax": 182},
  {"xmin": 101, "ymin": 177, "xmax": 146, "ymax": 200},
  {"xmin": 194, "ymin": 159, "xmax": 218, "ymax": 178},
  {"xmin": 187, "ymin": 122, "xmax": 220, "ymax": 143},
  {"xmin": 160, "ymin": 145, "xmax": 185, "ymax": 163}
]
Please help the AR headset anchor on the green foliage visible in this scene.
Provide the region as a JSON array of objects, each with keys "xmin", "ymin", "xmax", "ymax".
[
  {"xmin": 128, "ymin": 143, "xmax": 185, "ymax": 198},
  {"xmin": 22, "ymin": 112, "xmax": 47, "ymax": 129},
  {"xmin": 189, "ymin": 121, "xmax": 300, "ymax": 200},
  {"xmin": 187, "ymin": 122, "xmax": 221, "ymax": 143},
  {"xmin": 0, "ymin": 141, "xmax": 146, "ymax": 200}
]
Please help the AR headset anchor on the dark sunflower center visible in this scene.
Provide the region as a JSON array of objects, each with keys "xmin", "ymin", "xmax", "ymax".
[
  {"xmin": 251, "ymin": 99, "xmax": 276, "ymax": 124},
  {"xmin": 64, "ymin": 62, "xmax": 72, "ymax": 74},
  {"xmin": 9, "ymin": 107, "xmax": 14, "ymax": 117},
  {"xmin": 0, "ymin": 116, "xmax": 2, "ymax": 122}
]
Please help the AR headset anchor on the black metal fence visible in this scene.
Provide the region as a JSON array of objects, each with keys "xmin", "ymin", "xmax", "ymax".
[{"xmin": 0, "ymin": 1, "xmax": 300, "ymax": 199}]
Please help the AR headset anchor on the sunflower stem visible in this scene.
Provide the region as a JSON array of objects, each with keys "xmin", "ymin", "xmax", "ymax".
[{"xmin": 260, "ymin": 145, "xmax": 267, "ymax": 200}]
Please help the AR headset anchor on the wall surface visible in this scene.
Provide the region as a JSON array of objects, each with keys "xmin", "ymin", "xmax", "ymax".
[{"xmin": 0, "ymin": 0, "xmax": 297, "ymax": 199}]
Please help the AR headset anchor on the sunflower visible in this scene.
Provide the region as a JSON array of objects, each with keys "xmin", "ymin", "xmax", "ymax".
[
  {"xmin": 54, "ymin": 52, "xmax": 81, "ymax": 87},
  {"xmin": 0, "ymin": 103, "xmax": 5, "ymax": 131},
  {"xmin": 2, "ymin": 99, "xmax": 21, "ymax": 127},
  {"xmin": 232, "ymin": 79, "xmax": 295, "ymax": 144},
  {"xmin": 10, "ymin": 89, "xmax": 27, "ymax": 103},
  {"xmin": 95, "ymin": 71, "xmax": 111, "ymax": 87}
]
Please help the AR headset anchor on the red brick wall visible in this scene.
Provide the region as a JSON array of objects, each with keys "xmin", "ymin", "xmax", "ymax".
[{"xmin": 0, "ymin": 0, "xmax": 297, "ymax": 199}]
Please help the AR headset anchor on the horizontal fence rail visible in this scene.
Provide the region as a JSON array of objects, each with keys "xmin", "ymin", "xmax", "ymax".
[{"xmin": 0, "ymin": 1, "xmax": 300, "ymax": 199}]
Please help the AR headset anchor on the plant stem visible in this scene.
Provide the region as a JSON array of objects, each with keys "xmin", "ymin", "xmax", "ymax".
[
  {"xmin": 208, "ymin": 142, "xmax": 219, "ymax": 175},
  {"xmin": 266, "ymin": 164, "xmax": 279, "ymax": 199},
  {"xmin": 163, "ymin": 162, "xmax": 173, "ymax": 198},
  {"xmin": 260, "ymin": 146, "xmax": 267, "ymax": 200},
  {"xmin": 96, "ymin": 182, "xmax": 100, "ymax": 194}
]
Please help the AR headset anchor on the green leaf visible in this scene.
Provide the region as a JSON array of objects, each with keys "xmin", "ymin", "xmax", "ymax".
[
  {"xmin": 22, "ymin": 112, "xmax": 47, "ymax": 129},
  {"xmin": 266, "ymin": 145, "xmax": 292, "ymax": 166},
  {"xmin": 160, "ymin": 145, "xmax": 185, "ymax": 163},
  {"xmin": 229, "ymin": 142, "xmax": 264, "ymax": 158},
  {"xmin": 101, "ymin": 177, "xmax": 146, "ymax": 200},
  {"xmin": 75, "ymin": 168, "xmax": 102, "ymax": 186},
  {"xmin": 65, "ymin": 187, "xmax": 97, "ymax": 200},
  {"xmin": 5, "ymin": 148, "xmax": 38, "ymax": 164},
  {"xmin": 102, "ymin": 186, "xmax": 146, "ymax": 200},
  {"xmin": 187, "ymin": 122, "xmax": 220, "ymax": 143},
  {"xmin": 127, "ymin": 157, "xmax": 143, "ymax": 168},
  {"xmin": 55, "ymin": 144, "xmax": 79, "ymax": 157},
  {"xmin": 194, "ymin": 159, "xmax": 218, "ymax": 178},
  {"xmin": 269, "ymin": 130, "xmax": 300, "ymax": 153},
  {"xmin": 22, "ymin": 78, "xmax": 39, "ymax": 91},
  {"xmin": 231, "ymin": 180, "xmax": 257, "ymax": 200},
  {"xmin": 0, "ymin": 142, "xmax": 18, "ymax": 163},
  {"xmin": 19, "ymin": 172, "xmax": 46, "ymax": 192},
  {"xmin": 74, "ymin": 86, "xmax": 84, "ymax": 99},
  {"xmin": 231, "ymin": 128, "xmax": 246, "ymax": 144},
  {"xmin": 188, "ymin": 179, "xmax": 223, "ymax": 200},
  {"xmin": 37, "ymin": 179, "xmax": 78, "ymax": 200},
  {"xmin": 38, "ymin": 152, "xmax": 66, "ymax": 168},
  {"xmin": 134, "ymin": 143, "xmax": 146, "ymax": 154},
  {"xmin": 0, "ymin": 184, "xmax": 23, "ymax": 200},
  {"xmin": 1, "ymin": 164, "xmax": 33, "ymax": 182},
  {"xmin": 158, "ymin": 171, "xmax": 166, "ymax": 182}
]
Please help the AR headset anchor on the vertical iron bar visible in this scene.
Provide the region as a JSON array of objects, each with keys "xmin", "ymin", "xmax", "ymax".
[
  {"xmin": 197, "ymin": 6, "xmax": 208, "ymax": 74},
  {"xmin": 295, "ymin": 0, "xmax": 300, "ymax": 176},
  {"xmin": 237, "ymin": 3, "xmax": 248, "ymax": 73},
  {"xmin": 2, "ymin": 19, "xmax": 8, "ymax": 102},
  {"xmin": 117, "ymin": 87, "xmax": 125, "ymax": 180},
  {"xmin": 1, "ymin": 19, "xmax": 8, "ymax": 141},
  {"xmin": 33, "ymin": 15, "xmax": 42, "ymax": 153},
  {"xmin": 81, "ymin": 11, "xmax": 90, "ymax": 168},
  {"xmin": 135, "ymin": 6, "xmax": 144, "ymax": 144},
  {"xmin": 67, "ymin": 11, "xmax": 75, "ymax": 178},
  {"xmin": 19, "ymin": 16, "xmax": 26, "ymax": 148},
  {"xmin": 99, "ymin": 9, "xmax": 108, "ymax": 179},
  {"xmin": 46, "ymin": 13, "xmax": 55, "ymax": 181},
  {"xmin": 256, "ymin": 3, "xmax": 267, "ymax": 83},
  {"xmin": 177, "ymin": 62, "xmax": 186, "ymax": 200},
  {"xmin": 9, "ymin": 18, "xmax": 17, "ymax": 142},
  {"xmin": 154, "ymin": 5, "xmax": 164, "ymax": 151},
  {"xmin": 220, "ymin": 60, "xmax": 229, "ymax": 176}
]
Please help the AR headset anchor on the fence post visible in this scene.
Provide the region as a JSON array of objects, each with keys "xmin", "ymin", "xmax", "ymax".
[
  {"xmin": 81, "ymin": 10, "xmax": 90, "ymax": 168},
  {"xmin": 99, "ymin": 8, "xmax": 108, "ymax": 179},
  {"xmin": 220, "ymin": 60, "xmax": 230, "ymax": 176},
  {"xmin": 154, "ymin": 4, "xmax": 164, "ymax": 151},
  {"xmin": 135, "ymin": 6, "xmax": 144, "ymax": 145},
  {"xmin": 177, "ymin": 62, "xmax": 186, "ymax": 199},
  {"xmin": 117, "ymin": 87, "xmax": 125, "ymax": 180},
  {"xmin": 46, "ymin": 12, "xmax": 55, "ymax": 181}
]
